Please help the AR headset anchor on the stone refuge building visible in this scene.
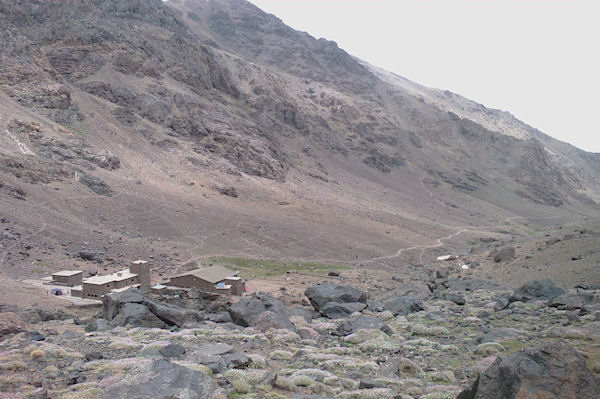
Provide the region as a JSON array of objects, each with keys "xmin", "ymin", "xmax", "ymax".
[
  {"xmin": 50, "ymin": 260, "xmax": 151, "ymax": 300},
  {"xmin": 50, "ymin": 270, "xmax": 83, "ymax": 286},
  {"xmin": 168, "ymin": 266, "xmax": 245, "ymax": 296}
]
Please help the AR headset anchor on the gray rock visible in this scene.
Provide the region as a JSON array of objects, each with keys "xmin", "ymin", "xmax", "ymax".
[
  {"xmin": 436, "ymin": 268, "xmax": 450, "ymax": 279},
  {"xmin": 186, "ymin": 348, "xmax": 250, "ymax": 374},
  {"xmin": 85, "ymin": 318, "xmax": 109, "ymax": 332},
  {"xmin": 549, "ymin": 291, "xmax": 598, "ymax": 310},
  {"xmin": 204, "ymin": 312, "xmax": 232, "ymax": 323},
  {"xmin": 193, "ymin": 343, "xmax": 233, "ymax": 357},
  {"xmin": 102, "ymin": 360, "xmax": 215, "ymax": 399},
  {"xmin": 28, "ymin": 331, "xmax": 45, "ymax": 341},
  {"xmin": 77, "ymin": 250, "xmax": 104, "ymax": 263},
  {"xmin": 103, "ymin": 288, "xmax": 201, "ymax": 328},
  {"xmin": 321, "ymin": 301, "xmax": 366, "ymax": 319},
  {"xmin": 442, "ymin": 292, "xmax": 465, "ymax": 305},
  {"xmin": 458, "ymin": 341, "xmax": 600, "ymax": 399},
  {"xmin": 159, "ymin": 343, "xmax": 186, "ymax": 358},
  {"xmin": 366, "ymin": 299, "xmax": 384, "ymax": 312},
  {"xmin": 359, "ymin": 379, "xmax": 384, "ymax": 389},
  {"xmin": 59, "ymin": 329, "xmax": 83, "ymax": 340},
  {"xmin": 336, "ymin": 315, "xmax": 390, "ymax": 336},
  {"xmin": 494, "ymin": 292, "xmax": 511, "ymax": 311},
  {"xmin": 474, "ymin": 328, "xmax": 527, "ymax": 344},
  {"xmin": 383, "ymin": 283, "xmax": 430, "ymax": 316},
  {"xmin": 304, "ymin": 283, "xmax": 367, "ymax": 312},
  {"xmin": 489, "ymin": 246, "xmax": 515, "ymax": 262},
  {"xmin": 109, "ymin": 302, "xmax": 168, "ymax": 329},
  {"xmin": 85, "ymin": 351, "xmax": 104, "ymax": 361},
  {"xmin": 511, "ymin": 279, "xmax": 567, "ymax": 303},
  {"xmin": 229, "ymin": 292, "xmax": 297, "ymax": 331}
]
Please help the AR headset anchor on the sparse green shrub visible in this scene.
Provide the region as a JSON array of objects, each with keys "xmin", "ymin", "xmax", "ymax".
[{"xmin": 231, "ymin": 379, "xmax": 252, "ymax": 394}]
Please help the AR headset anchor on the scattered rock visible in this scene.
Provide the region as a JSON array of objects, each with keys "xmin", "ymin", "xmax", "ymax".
[
  {"xmin": 78, "ymin": 173, "xmax": 113, "ymax": 196},
  {"xmin": 77, "ymin": 250, "xmax": 104, "ymax": 263},
  {"xmin": 218, "ymin": 186, "xmax": 238, "ymax": 198}
]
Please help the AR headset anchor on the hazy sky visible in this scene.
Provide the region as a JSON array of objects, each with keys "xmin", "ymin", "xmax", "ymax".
[{"xmin": 249, "ymin": 0, "xmax": 600, "ymax": 153}]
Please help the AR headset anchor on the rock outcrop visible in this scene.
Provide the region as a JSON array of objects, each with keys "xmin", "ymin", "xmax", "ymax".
[
  {"xmin": 458, "ymin": 341, "xmax": 600, "ymax": 399},
  {"xmin": 510, "ymin": 279, "xmax": 567, "ymax": 303},
  {"xmin": 228, "ymin": 292, "xmax": 298, "ymax": 331},
  {"xmin": 101, "ymin": 359, "xmax": 216, "ymax": 399},
  {"xmin": 103, "ymin": 288, "xmax": 201, "ymax": 328},
  {"xmin": 304, "ymin": 283, "xmax": 367, "ymax": 318}
]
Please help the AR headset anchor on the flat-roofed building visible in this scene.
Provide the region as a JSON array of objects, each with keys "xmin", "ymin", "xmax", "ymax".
[
  {"xmin": 82, "ymin": 270, "xmax": 139, "ymax": 299},
  {"xmin": 51, "ymin": 270, "xmax": 84, "ymax": 286},
  {"xmin": 168, "ymin": 266, "xmax": 245, "ymax": 296}
]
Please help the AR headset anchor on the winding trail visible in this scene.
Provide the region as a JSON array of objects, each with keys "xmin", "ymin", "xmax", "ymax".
[{"xmin": 370, "ymin": 214, "xmax": 564, "ymax": 263}]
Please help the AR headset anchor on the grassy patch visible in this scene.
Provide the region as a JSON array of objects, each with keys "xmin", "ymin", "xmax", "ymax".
[{"xmin": 207, "ymin": 257, "xmax": 349, "ymax": 278}]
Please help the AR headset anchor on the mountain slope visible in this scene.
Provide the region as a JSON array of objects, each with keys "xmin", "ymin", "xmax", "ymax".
[{"xmin": 0, "ymin": 0, "xmax": 598, "ymax": 283}]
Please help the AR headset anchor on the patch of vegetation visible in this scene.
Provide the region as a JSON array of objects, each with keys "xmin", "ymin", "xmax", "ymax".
[{"xmin": 207, "ymin": 257, "xmax": 349, "ymax": 278}]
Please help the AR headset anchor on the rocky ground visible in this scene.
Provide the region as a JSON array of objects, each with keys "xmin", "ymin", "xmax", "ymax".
[{"xmin": 1, "ymin": 273, "xmax": 598, "ymax": 399}]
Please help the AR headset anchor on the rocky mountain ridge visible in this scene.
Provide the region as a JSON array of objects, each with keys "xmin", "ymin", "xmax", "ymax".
[{"xmin": 0, "ymin": 0, "xmax": 598, "ymax": 290}]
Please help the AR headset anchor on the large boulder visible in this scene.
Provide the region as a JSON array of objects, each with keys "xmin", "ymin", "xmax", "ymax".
[
  {"xmin": 382, "ymin": 283, "xmax": 430, "ymax": 316},
  {"xmin": 0, "ymin": 312, "xmax": 28, "ymax": 337},
  {"xmin": 110, "ymin": 303, "xmax": 168, "ymax": 329},
  {"xmin": 102, "ymin": 359, "xmax": 215, "ymax": 399},
  {"xmin": 103, "ymin": 288, "xmax": 201, "ymax": 328},
  {"xmin": 458, "ymin": 341, "xmax": 600, "ymax": 399},
  {"xmin": 489, "ymin": 246, "xmax": 515, "ymax": 262},
  {"xmin": 320, "ymin": 302, "xmax": 366, "ymax": 319},
  {"xmin": 228, "ymin": 292, "xmax": 297, "ymax": 331},
  {"xmin": 510, "ymin": 279, "xmax": 567, "ymax": 303},
  {"xmin": 304, "ymin": 283, "xmax": 367, "ymax": 314},
  {"xmin": 548, "ymin": 291, "xmax": 599, "ymax": 310}
]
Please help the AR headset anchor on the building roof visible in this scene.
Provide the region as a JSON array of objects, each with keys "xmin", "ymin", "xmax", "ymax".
[
  {"xmin": 111, "ymin": 285, "xmax": 140, "ymax": 293},
  {"xmin": 83, "ymin": 270, "xmax": 137, "ymax": 285},
  {"xmin": 52, "ymin": 270, "xmax": 83, "ymax": 277},
  {"xmin": 170, "ymin": 266, "xmax": 237, "ymax": 284}
]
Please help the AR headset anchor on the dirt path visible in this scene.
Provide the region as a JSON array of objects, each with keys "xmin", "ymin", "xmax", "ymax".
[{"xmin": 370, "ymin": 214, "xmax": 565, "ymax": 263}]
